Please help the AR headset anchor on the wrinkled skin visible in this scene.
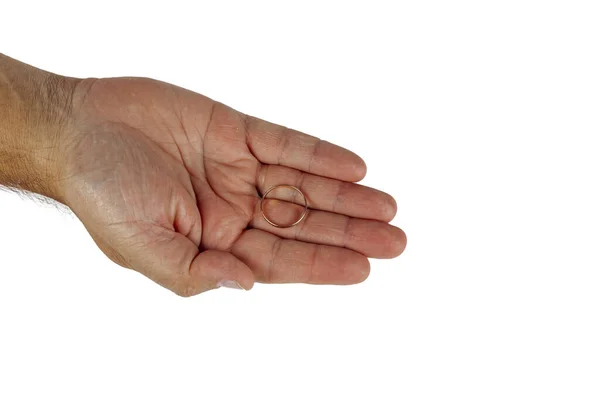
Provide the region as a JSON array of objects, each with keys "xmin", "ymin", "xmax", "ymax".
[{"xmin": 58, "ymin": 77, "xmax": 406, "ymax": 296}]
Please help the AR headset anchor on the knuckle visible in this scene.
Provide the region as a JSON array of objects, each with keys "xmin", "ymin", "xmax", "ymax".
[{"xmin": 171, "ymin": 276, "xmax": 196, "ymax": 298}]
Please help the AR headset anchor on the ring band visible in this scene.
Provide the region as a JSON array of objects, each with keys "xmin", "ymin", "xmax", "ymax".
[{"xmin": 260, "ymin": 185, "xmax": 308, "ymax": 228}]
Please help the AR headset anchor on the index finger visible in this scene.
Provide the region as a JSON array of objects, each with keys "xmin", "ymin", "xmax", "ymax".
[{"xmin": 244, "ymin": 115, "xmax": 367, "ymax": 182}]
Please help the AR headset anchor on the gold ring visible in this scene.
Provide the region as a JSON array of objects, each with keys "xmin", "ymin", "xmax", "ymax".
[{"xmin": 260, "ymin": 185, "xmax": 308, "ymax": 228}]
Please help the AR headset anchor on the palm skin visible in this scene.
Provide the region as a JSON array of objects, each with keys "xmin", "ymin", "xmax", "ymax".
[{"xmin": 58, "ymin": 77, "xmax": 406, "ymax": 296}]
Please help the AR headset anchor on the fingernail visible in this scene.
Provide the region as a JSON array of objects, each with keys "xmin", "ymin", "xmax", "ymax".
[{"xmin": 217, "ymin": 280, "xmax": 245, "ymax": 290}]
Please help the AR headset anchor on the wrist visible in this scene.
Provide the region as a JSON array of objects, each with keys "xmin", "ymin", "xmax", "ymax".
[{"xmin": 0, "ymin": 54, "xmax": 80, "ymax": 202}]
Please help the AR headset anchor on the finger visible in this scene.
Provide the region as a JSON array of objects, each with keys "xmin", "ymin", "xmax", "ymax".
[
  {"xmin": 231, "ymin": 229, "xmax": 370, "ymax": 284},
  {"xmin": 257, "ymin": 164, "xmax": 397, "ymax": 222},
  {"xmin": 250, "ymin": 200, "xmax": 407, "ymax": 259},
  {"xmin": 189, "ymin": 250, "xmax": 255, "ymax": 292},
  {"xmin": 244, "ymin": 115, "xmax": 367, "ymax": 182},
  {"xmin": 102, "ymin": 223, "xmax": 255, "ymax": 296}
]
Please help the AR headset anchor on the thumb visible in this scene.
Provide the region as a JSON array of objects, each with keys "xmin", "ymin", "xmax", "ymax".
[
  {"xmin": 99, "ymin": 224, "xmax": 255, "ymax": 296},
  {"xmin": 188, "ymin": 250, "xmax": 255, "ymax": 294},
  {"xmin": 148, "ymin": 242, "xmax": 255, "ymax": 296}
]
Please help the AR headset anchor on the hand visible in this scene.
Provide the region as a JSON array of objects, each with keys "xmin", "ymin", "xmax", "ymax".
[{"xmin": 57, "ymin": 77, "xmax": 406, "ymax": 296}]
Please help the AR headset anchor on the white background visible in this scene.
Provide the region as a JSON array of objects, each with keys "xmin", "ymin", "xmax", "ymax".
[{"xmin": 1, "ymin": 1, "xmax": 599, "ymax": 399}]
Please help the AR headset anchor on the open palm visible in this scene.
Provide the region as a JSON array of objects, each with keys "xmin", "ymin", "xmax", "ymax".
[{"xmin": 60, "ymin": 77, "xmax": 406, "ymax": 296}]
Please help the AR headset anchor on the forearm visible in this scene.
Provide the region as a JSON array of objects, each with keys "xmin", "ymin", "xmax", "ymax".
[{"xmin": 0, "ymin": 54, "xmax": 78, "ymax": 201}]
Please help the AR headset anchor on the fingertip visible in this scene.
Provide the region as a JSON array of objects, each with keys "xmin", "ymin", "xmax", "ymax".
[
  {"xmin": 353, "ymin": 155, "xmax": 368, "ymax": 182},
  {"xmin": 353, "ymin": 255, "xmax": 371, "ymax": 284},
  {"xmin": 382, "ymin": 193, "xmax": 398, "ymax": 222},
  {"xmin": 387, "ymin": 226, "xmax": 407, "ymax": 258},
  {"xmin": 239, "ymin": 277, "xmax": 255, "ymax": 291},
  {"xmin": 216, "ymin": 279, "xmax": 255, "ymax": 291},
  {"xmin": 321, "ymin": 141, "xmax": 367, "ymax": 182},
  {"xmin": 190, "ymin": 250, "xmax": 256, "ymax": 293},
  {"xmin": 346, "ymin": 220, "xmax": 406, "ymax": 259},
  {"xmin": 342, "ymin": 250, "xmax": 371, "ymax": 284}
]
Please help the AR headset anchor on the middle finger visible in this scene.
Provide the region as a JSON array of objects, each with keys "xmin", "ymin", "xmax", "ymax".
[{"xmin": 257, "ymin": 164, "xmax": 397, "ymax": 222}]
